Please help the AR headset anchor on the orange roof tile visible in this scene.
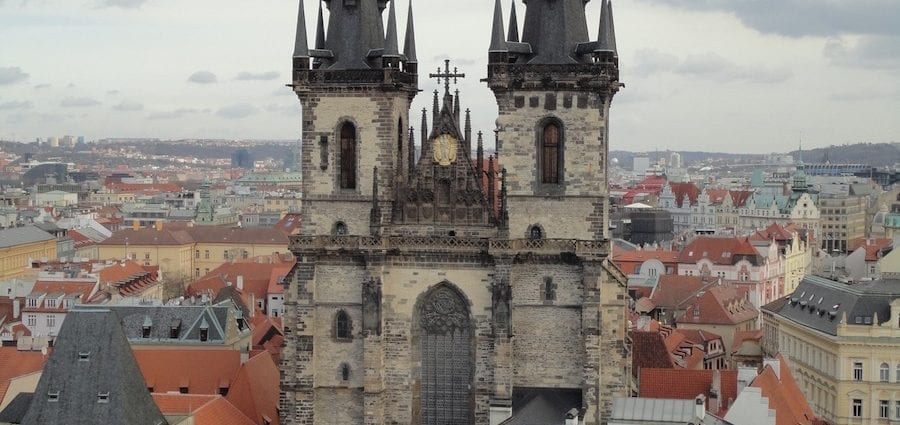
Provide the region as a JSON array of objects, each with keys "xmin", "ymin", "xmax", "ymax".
[
  {"xmin": 677, "ymin": 284, "xmax": 758, "ymax": 325},
  {"xmin": 613, "ymin": 250, "xmax": 680, "ymax": 264},
  {"xmin": 226, "ymin": 351, "xmax": 280, "ymax": 425},
  {"xmin": 639, "ymin": 368, "xmax": 738, "ymax": 416},
  {"xmin": 751, "ymin": 354, "xmax": 817, "ymax": 425},
  {"xmin": 134, "ymin": 349, "xmax": 242, "ymax": 395},
  {"xmin": 648, "ymin": 275, "xmax": 711, "ymax": 309},
  {"xmin": 669, "ymin": 182, "xmax": 700, "ymax": 207},
  {"xmin": 0, "ymin": 347, "xmax": 49, "ymax": 404},
  {"xmin": 678, "ymin": 236, "xmax": 762, "ymax": 266}
]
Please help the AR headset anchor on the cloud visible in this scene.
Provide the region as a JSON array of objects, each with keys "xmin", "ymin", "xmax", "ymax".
[
  {"xmin": 217, "ymin": 103, "xmax": 259, "ymax": 120},
  {"xmin": 235, "ymin": 71, "xmax": 280, "ymax": 81},
  {"xmin": 265, "ymin": 103, "xmax": 298, "ymax": 116},
  {"xmin": 634, "ymin": 0, "xmax": 900, "ymax": 38},
  {"xmin": 272, "ymin": 88, "xmax": 296, "ymax": 97},
  {"xmin": 824, "ymin": 36, "xmax": 900, "ymax": 69},
  {"xmin": 187, "ymin": 71, "xmax": 217, "ymax": 84},
  {"xmin": 113, "ymin": 100, "xmax": 144, "ymax": 112},
  {"xmin": 60, "ymin": 97, "xmax": 101, "ymax": 107},
  {"xmin": 107, "ymin": 90, "xmax": 120, "ymax": 95},
  {"xmin": 0, "ymin": 100, "xmax": 33, "ymax": 111},
  {"xmin": 630, "ymin": 50, "xmax": 793, "ymax": 84},
  {"xmin": 34, "ymin": 83, "xmax": 51, "ymax": 89},
  {"xmin": 96, "ymin": 0, "xmax": 150, "ymax": 9},
  {"xmin": 0, "ymin": 67, "xmax": 29, "ymax": 85},
  {"xmin": 146, "ymin": 108, "xmax": 201, "ymax": 120}
]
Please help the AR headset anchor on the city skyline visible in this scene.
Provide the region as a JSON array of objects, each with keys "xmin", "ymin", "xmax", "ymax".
[{"xmin": 1, "ymin": 0, "xmax": 898, "ymax": 153}]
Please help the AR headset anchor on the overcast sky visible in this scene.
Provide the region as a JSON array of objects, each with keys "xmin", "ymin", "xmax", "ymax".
[{"xmin": 1, "ymin": 0, "xmax": 898, "ymax": 153}]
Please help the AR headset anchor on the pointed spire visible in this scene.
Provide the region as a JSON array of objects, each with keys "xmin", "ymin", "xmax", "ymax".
[
  {"xmin": 476, "ymin": 131, "xmax": 484, "ymax": 180},
  {"xmin": 488, "ymin": 155, "xmax": 496, "ymax": 219},
  {"xmin": 507, "ymin": 0, "xmax": 519, "ymax": 42},
  {"xmin": 408, "ymin": 126, "xmax": 416, "ymax": 180},
  {"xmin": 314, "ymin": 0, "xmax": 326, "ymax": 50},
  {"xmin": 421, "ymin": 108, "xmax": 428, "ymax": 145},
  {"xmin": 464, "ymin": 109, "xmax": 472, "ymax": 153},
  {"xmin": 432, "ymin": 90, "xmax": 439, "ymax": 128},
  {"xmin": 383, "ymin": 0, "xmax": 400, "ymax": 60},
  {"xmin": 403, "ymin": 0, "xmax": 417, "ymax": 63},
  {"xmin": 597, "ymin": 0, "xmax": 618, "ymax": 55},
  {"xmin": 293, "ymin": 0, "xmax": 309, "ymax": 58},
  {"xmin": 454, "ymin": 89, "xmax": 461, "ymax": 128},
  {"xmin": 489, "ymin": 0, "xmax": 507, "ymax": 52}
]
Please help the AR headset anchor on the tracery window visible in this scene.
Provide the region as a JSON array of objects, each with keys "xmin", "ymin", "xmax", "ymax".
[
  {"xmin": 540, "ymin": 122, "xmax": 561, "ymax": 184},
  {"xmin": 335, "ymin": 310, "xmax": 352, "ymax": 340}
]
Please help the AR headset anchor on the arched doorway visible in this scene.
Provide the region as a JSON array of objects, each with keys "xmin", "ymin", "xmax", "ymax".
[{"xmin": 415, "ymin": 283, "xmax": 474, "ymax": 424}]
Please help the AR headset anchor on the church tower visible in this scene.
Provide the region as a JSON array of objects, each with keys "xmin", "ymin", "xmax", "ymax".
[
  {"xmin": 487, "ymin": 0, "xmax": 620, "ymax": 241},
  {"xmin": 290, "ymin": 0, "xmax": 418, "ymax": 238}
]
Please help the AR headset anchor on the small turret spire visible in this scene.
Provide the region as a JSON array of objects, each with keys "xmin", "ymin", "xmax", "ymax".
[
  {"xmin": 608, "ymin": 0, "xmax": 618, "ymax": 54},
  {"xmin": 403, "ymin": 0, "xmax": 418, "ymax": 64},
  {"xmin": 454, "ymin": 89, "xmax": 461, "ymax": 128},
  {"xmin": 507, "ymin": 0, "xmax": 519, "ymax": 42},
  {"xmin": 489, "ymin": 0, "xmax": 508, "ymax": 53},
  {"xmin": 464, "ymin": 108, "xmax": 472, "ymax": 153},
  {"xmin": 292, "ymin": 0, "xmax": 310, "ymax": 59},
  {"xmin": 383, "ymin": 0, "xmax": 400, "ymax": 65},
  {"xmin": 432, "ymin": 90, "xmax": 439, "ymax": 128},
  {"xmin": 408, "ymin": 126, "xmax": 416, "ymax": 180},
  {"xmin": 476, "ymin": 131, "xmax": 484, "ymax": 180},
  {"xmin": 314, "ymin": 0, "xmax": 326, "ymax": 50},
  {"xmin": 421, "ymin": 108, "xmax": 428, "ymax": 146}
]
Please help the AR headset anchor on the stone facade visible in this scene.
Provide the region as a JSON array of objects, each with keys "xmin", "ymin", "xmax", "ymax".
[{"xmin": 280, "ymin": 0, "xmax": 628, "ymax": 423}]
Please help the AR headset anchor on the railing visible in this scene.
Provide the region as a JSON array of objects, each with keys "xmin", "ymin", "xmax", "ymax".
[{"xmin": 290, "ymin": 235, "xmax": 608, "ymax": 258}]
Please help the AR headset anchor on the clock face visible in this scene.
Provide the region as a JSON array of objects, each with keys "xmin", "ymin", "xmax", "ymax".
[{"xmin": 433, "ymin": 134, "xmax": 458, "ymax": 167}]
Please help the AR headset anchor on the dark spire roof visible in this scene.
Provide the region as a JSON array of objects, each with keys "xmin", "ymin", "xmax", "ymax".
[
  {"xmin": 420, "ymin": 108, "xmax": 428, "ymax": 146},
  {"xmin": 293, "ymin": 0, "xmax": 309, "ymax": 58},
  {"xmin": 596, "ymin": 0, "xmax": 618, "ymax": 55},
  {"xmin": 507, "ymin": 0, "xmax": 519, "ymax": 42},
  {"xmin": 320, "ymin": 0, "xmax": 388, "ymax": 69},
  {"xmin": 314, "ymin": 0, "xmax": 326, "ymax": 50},
  {"xmin": 489, "ymin": 0, "xmax": 508, "ymax": 52},
  {"xmin": 403, "ymin": 0, "xmax": 417, "ymax": 63},
  {"xmin": 383, "ymin": 0, "xmax": 400, "ymax": 58},
  {"xmin": 520, "ymin": 0, "xmax": 592, "ymax": 63},
  {"xmin": 21, "ymin": 310, "xmax": 167, "ymax": 425}
]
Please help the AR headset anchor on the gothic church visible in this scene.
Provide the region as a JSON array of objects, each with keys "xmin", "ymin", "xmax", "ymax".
[{"xmin": 280, "ymin": 0, "xmax": 627, "ymax": 423}]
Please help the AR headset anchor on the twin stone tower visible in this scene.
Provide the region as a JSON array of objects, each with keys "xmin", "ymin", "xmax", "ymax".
[{"xmin": 281, "ymin": 0, "xmax": 627, "ymax": 423}]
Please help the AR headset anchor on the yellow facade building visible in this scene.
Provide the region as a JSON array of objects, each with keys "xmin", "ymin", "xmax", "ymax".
[
  {"xmin": 763, "ymin": 275, "xmax": 900, "ymax": 425},
  {"xmin": 97, "ymin": 225, "xmax": 289, "ymax": 285},
  {"xmin": 0, "ymin": 226, "xmax": 57, "ymax": 280}
]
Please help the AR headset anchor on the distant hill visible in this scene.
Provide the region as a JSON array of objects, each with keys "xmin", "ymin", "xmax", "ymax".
[{"xmin": 789, "ymin": 143, "xmax": 899, "ymax": 168}]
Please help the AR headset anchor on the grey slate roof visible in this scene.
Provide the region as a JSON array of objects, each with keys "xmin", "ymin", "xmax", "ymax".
[
  {"xmin": 402, "ymin": 0, "xmax": 416, "ymax": 62},
  {"xmin": 0, "ymin": 392, "xmax": 32, "ymax": 424},
  {"xmin": 0, "ymin": 226, "xmax": 55, "ymax": 249},
  {"xmin": 20, "ymin": 310, "xmax": 167, "ymax": 425},
  {"xmin": 77, "ymin": 304, "xmax": 232, "ymax": 344},
  {"xmin": 763, "ymin": 275, "xmax": 900, "ymax": 336},
  {"xmin": 292, "ymin": 0, "xmax": 309, "ymax": 58},
  {"xmin": 520, "ymin": 0, "xmax": 592, "ymax": 64}
]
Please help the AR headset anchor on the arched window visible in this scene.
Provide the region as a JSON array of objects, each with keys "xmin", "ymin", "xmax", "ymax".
[
  {"xmin": 335, "ymin": 310, "xmax": 352, "ymax": 340},
  {"xmin": 339, "ymin": 122, "xmax": 357, "ymax": 189},
  {"xmin": 529, "ymin": 225, "xmax": 543, "ymax": 240},
  {"xmin": 880, "ymin": 362, "xmax": 890, "ymax": 382},
  {"xmin": 540, "ymin": 122, "xmax": 561, "ymax": 184},
  {"xmin": 895, "ymin": 364, "xmax": 900, "ymax": 382},
  {"xmin": 333, "ymin": 221, "xmax": 348, "ymax": 236}
]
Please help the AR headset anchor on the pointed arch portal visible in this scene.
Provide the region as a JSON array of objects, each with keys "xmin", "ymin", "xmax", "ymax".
[{"xmin": 416, "ymin": 284, "xmax": 474, "ymax": 424}]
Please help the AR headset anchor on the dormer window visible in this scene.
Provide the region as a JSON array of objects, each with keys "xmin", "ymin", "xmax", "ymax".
[
  {"xmin": 169, "ymin": 319, "xmax": 182, "ymax": 339},
  {"xmin": 48, "ymin": 391, "xmax": 60, "ymax": 402},
  {"xmin": 27, "ymin": 298, "xmax": 37, "ymax": 308},
  {"xmin": 78, "ymin": 351, "xmax": 90, "ymax": 362},
  {"xmin": 200, "ymin": 328, "xmax": 208, "ymax": 342}
]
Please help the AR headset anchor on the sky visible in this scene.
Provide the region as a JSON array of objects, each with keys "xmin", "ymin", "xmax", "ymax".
[{"xmin": 0, "ymin": 0, "xmax": 898, "ymax": 154}]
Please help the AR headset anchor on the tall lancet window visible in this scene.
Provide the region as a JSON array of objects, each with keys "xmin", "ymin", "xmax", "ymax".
[
  {"xmin": 541, "ymin": 122, "xmax": 561, "ymax": 184},
  {"xmin": 340, "ymin": 122, "xmax": 357, "ymax": 189}
]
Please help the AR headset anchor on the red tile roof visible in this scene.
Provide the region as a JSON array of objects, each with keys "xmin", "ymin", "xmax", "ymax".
[
  {"xmin": 190, "ymin": 260, "xmax": 294, "ymax": 304},
  {"xmin": 273, "ymin": 213, "xmax": 302, "ymax": 236},
  {"xmin": 751, "ymin": 354, "xmax": 817, "ymax": 425},
  {"xmin": 678, "ymin": 237, "xmax": 761, "ymax": 265},
  {"xmin": 731, "ymin": 329, "xmax": 763, "ymax": 354},
  {"xmin": 152, "ymin": 394, "xmax": 255, "ymax": 425},
  {"xmin": 613, "ymin": 249, "xmax": 679, "ymax": 264},
  {"xmin": 750, "ymin": 223, "xmax": 795, "ymax": 243},
  {"xmin": 0, "ymin": 347, "xmax": 49, "ymax": 404},
  {"xmin": 226, "ymin": 351, "xmax": 280, "ymax": 425},
  {"xmin": 648, "ymin": 275, "xmax": 711, "ymax": 309},
  {"xmin": 639, "ymin": 368, "xmax": 738, "ymax": 416},
  {"xmin": 134, "ymin": 349, "xmax": 242, "ymax": 395},
  {"xmin": 729, "ymin": 190, "xmax": 753, "ymax": 208},
  {"xmin": 669, "ymin": 182, "xmax": 700, "ymax": 207},
  {"xmin": 630, "ymin": 331, "xmax": 674, "ymax": 378},
  {"xmin": 677, "ymin": 284, "xmax": 758, "ymax": 325}
]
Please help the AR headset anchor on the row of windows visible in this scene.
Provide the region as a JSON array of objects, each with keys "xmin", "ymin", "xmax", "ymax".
[
  {"xmin": 852, "ymin": 399, "xmax": 900, "ymax": 419},
  {"xmin": 852, "ymin": 361, "xmax": 900, "ymax": 383}
]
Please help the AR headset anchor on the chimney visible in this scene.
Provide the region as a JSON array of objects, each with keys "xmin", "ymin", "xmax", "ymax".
[
  {"xmin": 13, "ymin": 298, "xmax": 20, "ymax": 320},
  {"xmin": 709, "ymin": 369, "xmax": 721, "ymax": 414},
  {"xmin": 155, "ymin": 220, "xmax": 163, "ymax": 231},
  {"xmin": 237, "ymin": 275, "xmax": 244, "ymax": 291},
  {"xmin": 694, "ymin": 395, "xmax": 706, "ymax": 421}
]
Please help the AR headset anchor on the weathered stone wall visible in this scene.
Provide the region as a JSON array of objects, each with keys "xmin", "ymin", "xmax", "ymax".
[{"xmin": 313, "ymin": 388, "xmax": 364, "ymax": 425}]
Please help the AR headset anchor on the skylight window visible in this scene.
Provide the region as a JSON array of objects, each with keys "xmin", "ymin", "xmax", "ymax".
[
  {"xmin": 48, "ymin": 391, "xmax": 60, "ymax": 402},
  {"xmin": 78, "ymin": 351, "xmax": 90, "ymax": 362},
  {"xmin": 97, "ymin": 392, "xmax": 110, "ymax": 403}
]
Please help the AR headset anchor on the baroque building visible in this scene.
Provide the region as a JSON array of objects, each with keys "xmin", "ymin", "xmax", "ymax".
[{"xmin": 279, "ymin": 0, "xmax": 628, "ymax": 423}]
